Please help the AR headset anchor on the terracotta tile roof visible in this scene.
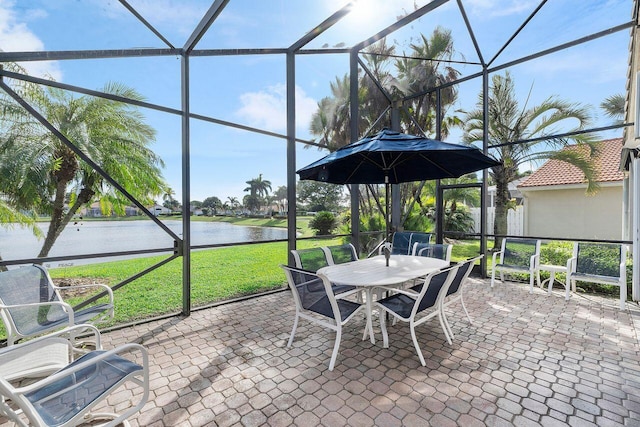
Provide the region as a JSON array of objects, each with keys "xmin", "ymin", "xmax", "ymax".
[{"xmin": 518, "ymin": 138, "xmax": 624, "ymax": 188}]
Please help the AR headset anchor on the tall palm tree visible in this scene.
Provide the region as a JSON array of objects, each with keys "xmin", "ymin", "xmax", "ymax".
[
  {"xmin": 0, "ymin": 63, "xmax": 168, "ymax": 257},
  {"xmin": 393, "ymin": 27, "xmax": 461, "ymax": 138},
  {"xmin": 309, "ymin": 29, "xmax": 463, "ymax": 232},
  {"xmin": 244, "ymin": 174, "xmax": 272, "ymax": 213},
  {"xmin": 463, "ymin": 72, "xmax": 598, "ymax": 246}
]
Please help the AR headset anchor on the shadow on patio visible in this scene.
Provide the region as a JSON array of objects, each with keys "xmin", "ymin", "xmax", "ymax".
[{"xmin": 92, "ymin": 277, "xmax": 640, "ymax": 426}]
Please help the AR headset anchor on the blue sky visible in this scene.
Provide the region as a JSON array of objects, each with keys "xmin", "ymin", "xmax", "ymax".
[{"xmin": 0, "ymin": 0, "xmax": 633, "ymax": 203}]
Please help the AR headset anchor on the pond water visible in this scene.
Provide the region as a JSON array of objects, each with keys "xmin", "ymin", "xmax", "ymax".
[{"xmin": 0, "ymin": 220, "xmax": 288, "ymax": 267}]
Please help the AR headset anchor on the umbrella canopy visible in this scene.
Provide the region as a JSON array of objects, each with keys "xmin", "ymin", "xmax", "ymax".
[
  {"xmin": 297, "ymin": 129, "xmax": 500, "ymax": 185},
  {"xmin": 297, "ymin": 129, "xmax": 501, "ymax": 265}
]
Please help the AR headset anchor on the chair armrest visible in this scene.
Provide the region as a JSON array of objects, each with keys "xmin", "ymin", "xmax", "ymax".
[
  {"xmin": 530, "ymin": 253, "xmax": 540, "ymax": 268},
  {"xmin": 491, "ymin": 250, "xmax": 503, "ymax": 265},
  {"xmin": 54, "ymin": 282, "xmax": 114, "ymax": 303},
  {"xmin": 566, "ymin": 256, "xmax": 576, "ymax": 273}
]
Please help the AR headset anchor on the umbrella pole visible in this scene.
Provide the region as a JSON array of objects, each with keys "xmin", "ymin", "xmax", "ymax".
[{"xmin": 385, "ymin": 178, "xmax": 390, "ymax": 267}]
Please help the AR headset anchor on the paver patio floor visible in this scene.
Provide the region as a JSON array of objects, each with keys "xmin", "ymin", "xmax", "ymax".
[{"xmin": 79, "ymin": 278, "xmax": 640, "ymax": 426}]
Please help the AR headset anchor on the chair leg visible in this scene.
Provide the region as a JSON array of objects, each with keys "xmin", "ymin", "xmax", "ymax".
[
  {"xmin": 491, "ymin": 268, "xmax": 496, "ymax": 288},
  {"xmin": 410, "ymin": 323, "xmax": 427, "ymax": 366},
  {"xmin": 460, "ymin": 295, "xmax": 473, "ymax": 325},
  {"xmin": 438, "ymin": 313, "xmax": 452, "ymax": 346},
  {"xmin": 287, "ymin": 314, "xmax": 299, "ymax": 348},
  {"xmin": 328, "ymin": 326, "xmax": 342, "ymax": 371},
  {"xmin": 441, "ymin": 310, "xmax": 454, "ymax": 340},
  {"xmin": 528, "ymin": 272, "xmax": 534, "ymax": 294},
  {"xmin": 379, "ymin": 309, "xmax": 389, "ymax": 349},
  {"xmin": 620, "ymin": 281, "xmax": 626, "ymax": 310}
]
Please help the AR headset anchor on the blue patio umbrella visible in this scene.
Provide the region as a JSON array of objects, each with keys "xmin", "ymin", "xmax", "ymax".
[{"xmin": 297, "ymin": 129, "xmax": 500, "ymax": 261}]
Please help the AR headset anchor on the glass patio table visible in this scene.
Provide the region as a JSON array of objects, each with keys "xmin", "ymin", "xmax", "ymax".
[{"xmin": 317, "ymin": 255, "xmax": 449, "ymax": 344}]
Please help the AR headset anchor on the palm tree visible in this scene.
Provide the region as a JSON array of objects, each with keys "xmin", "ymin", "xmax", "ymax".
[
  {"xmin": 244, "ymin": 174, "xmax": 272, "ymax": 212},
  {"xmin": 463, "ymin": 72, "xmax": 598, "ymax": 246},
  {"xmin": 226, "ymin": 196, "xmax": 239, "ymax": 214},
  {"xmin": 309, "ymin": 29, "xmax": 463, "ymax": 232},
  {"xmin": 0, "ymin": 63, "xmax": 168, "ymax": 258},
  {"xmin": 600, "ymin": 93, "xmax": 624, "ymax": 124},
  {"xmin": 393, "ymin": 27, "xmax": 461, "ymax": 138}
]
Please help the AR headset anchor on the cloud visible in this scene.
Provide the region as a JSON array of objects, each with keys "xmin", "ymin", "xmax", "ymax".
[
  {"xmin": 236, "ymin": 84, "xmax": 317, "ymax": 135},
  {"xmin": 0, "ymin": 0, "xmax": 61, "ymax": 79}
]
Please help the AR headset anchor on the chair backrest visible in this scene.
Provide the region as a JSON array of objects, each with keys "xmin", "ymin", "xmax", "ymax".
[
  {"xmin": 291, "ymin": 247, "xmax": 331, "ymax": 272},
  {"xmin": 446, "ymin": 255, "xmax": 483, "ymax": 297},
  {"xmin": 0, "ymin": 266, "xmax": 66, "ymax": 339},
  {"xmin": 415, "ymin": 243, "xmax": 453, "ymax": 262},
  {"xmin": 500, "ymin": 238, "xmax": 540, "ymax": 267},
  {"xmin": 391, "ymin": 231, "xmax": 432, "ymax": 255},
  {"xmin": 281, "ymin": 265, "xmax": 340, "ymax": 319},
  {"xmin": 414, "ymin": 264, "xmax": 459, "ymax": 315},
  {"xmin": 390, "ymin": 232, "xmax": 413, "ymax": 255},
  {"xmin": 574, "ymin": 242, "xmax": 626, "ymax": 278},
  {"xmin": 323, "ymin": 243, "xmax": 358, "ymax": 265}
]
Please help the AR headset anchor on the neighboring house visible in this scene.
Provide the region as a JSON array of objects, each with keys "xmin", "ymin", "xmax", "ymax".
[
  {"xmin": 518, "ymin": 138, "xmax": 624, "ymax": 240},
  {"xmin": 83, "ymin": 202, "xmax": 140, "ymax": 217},
  {"xmin": 150, "ymin": 205, "xmax": 171, "ymax": 216}
]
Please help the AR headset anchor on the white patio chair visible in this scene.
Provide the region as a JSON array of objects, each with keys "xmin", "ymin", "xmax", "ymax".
[
  {"xmin": 373, "ymin": 264, "xmax": 460, "ymax": 366},
  {"xmin": 0, "ymin": 331, "xmax": 149, "ymax": 427},
  {"xmin": 322, "ymin": 243, "xmax": 361, "ymax": 300},
  {"xmin": 322, "ymin": 243, "xmax": 358, "ymax": 265},
  {"xmin": 413, "ymin": 242, "xmax": 453, "ymax": 262},
  {"xmin": 0, "ymin": 265, "xmax": 114, "ymax": 345},
  {"xmin": 291, "ymin": 247, "xmax": 330, "ymax": 272},
  {"xmin": 491, "ymin": 238, "xmax": 541, "ymax": 293},
  {"xmin": 379, "ymin": 231, "xmax": 433, "ymax": 256},
  {"xmin": 280, "ymin": 265, "xmax": 364, "ymax": 371},
  {"xmin": 566, "ymin": 242, "xmax": 628, "ymax": 309}
]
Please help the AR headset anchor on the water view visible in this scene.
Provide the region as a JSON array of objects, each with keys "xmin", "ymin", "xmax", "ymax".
[{"xmin": 0, "ymin": 220, "xmax": 288, "ymax": 267}]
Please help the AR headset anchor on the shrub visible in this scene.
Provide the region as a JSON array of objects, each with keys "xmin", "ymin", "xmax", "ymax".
[{"xmin": 309, "ymin": 211, "xmax": 337, "ymax": 235}]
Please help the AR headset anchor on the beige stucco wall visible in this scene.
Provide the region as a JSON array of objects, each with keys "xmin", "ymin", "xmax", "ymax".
[{"xmin": 521, "ymin": 183, "xmax": 623, "ymax": 240}]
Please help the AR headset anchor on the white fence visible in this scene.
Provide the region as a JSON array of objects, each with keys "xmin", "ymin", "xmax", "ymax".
[{"xmin": 470, "ymin": 206, "xmax": 524, "ymax": 236}]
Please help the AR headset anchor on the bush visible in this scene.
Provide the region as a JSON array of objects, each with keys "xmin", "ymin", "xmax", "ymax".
[{"xmin": 309, "ymin": 211, "xmax": 337, "ymax": 235}]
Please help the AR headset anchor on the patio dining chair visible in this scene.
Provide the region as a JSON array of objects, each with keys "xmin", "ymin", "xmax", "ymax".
[
  {"xmin": 566, "ymin": 242, "xmax": 628, "ymax": 309},
  {"xmin": 291, "ymin": 247, "xmax": 330, "ymax": 272},
  {"xmin": 380, "ymin": 231, "xmax": 433, "ymax": 256},
  {"xmin": 322, "ymin": 243, "xmax": 358, "ymax": 265},
  {"xmin": 280, "ymin": 265, "xmax": 364, "ymax": 371},
  {"xmin": 0, "ymin": 265, "xmax": 114, "ymax": 345},
  {"xmin": 373, "ymin": 264, "xmax": 460, "ymax": 366},
  {"xmin": 440, "ymin": 255, "xmax": 483, "ymax": 339},
  {"xmin": 413, "ymin": 242, "xmax": 453, "ymax": 262},
  {"xmin": 0, "ymin": 330, "xmax": 149, "ymax": 427},
  {"xmin": 491, "ymin": 238, "xmax": 541, "ymax": 293}
]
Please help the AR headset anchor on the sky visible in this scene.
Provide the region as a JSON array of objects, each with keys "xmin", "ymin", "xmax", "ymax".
[{"xmin": 0, "ymin": 0, "xmax": 633, "ymax": 204}]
